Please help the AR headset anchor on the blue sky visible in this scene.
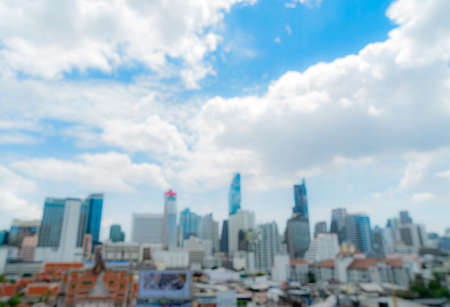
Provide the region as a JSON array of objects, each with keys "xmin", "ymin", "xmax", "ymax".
[{"xmin": 0, "ymin": 0, "xmax": 449, "ymax": 239}]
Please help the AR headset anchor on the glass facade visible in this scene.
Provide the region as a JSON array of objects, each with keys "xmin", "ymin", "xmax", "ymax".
[
  {"xmin": 38, "ymin": 198, "xmax": 66, "ymax": 247},
  {"xmin": 330, "ymin": 208, "xmax": 347, "ymax": 244},
  {"xmin": 229, "ymin": 173, "xmax": 241, "ymax": 216},
  {"xmin": 345, "ymin": 214, "xmax": 373, "ymax": 253},
  {"xmin": 180, "ymin": 208, "xmax": 201, "ymax": 241},
  {"xmin": 85, "ymin": 193, "xmax": 103, "ymax": 244},
  {"xmin": 220, "ymin": 220, "xmax": 229, "ymax": 254},
  {"xmin": 8, "ymin": 220, "xmax": 39, "ymax": 247},
  {"xmin": 109, "ymin": 224, "xmax": 125, "ymax": 242},
  {"xmin": 286, "ymin": 179, "xmax": 311, "ymax": 258},
  {"xmin": 286, "ymin": 216, "xmax": 310, "ymax": 258},
  {"xmin": 293, "ymin": 179, "xmax": 308, "ymax": 217}
]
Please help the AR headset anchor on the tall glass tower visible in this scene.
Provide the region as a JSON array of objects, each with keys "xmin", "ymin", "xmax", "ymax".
[
  {"xmin": 286, "ymin": 179, "xmax": 311, "ymax": 258},
  {"xmin": 85, "ymin": 193, "xmax": 103, "ymax": 245},
  {"xmin": 180, "ymin": 208, "xmax": 201, "ymax": 240},
  {"xmin": 229, "ymin": 173, "xmax": 241, "ymax": 216},
  {"xmin": 345, "ymin": 214, "xmax": 373, "ymax": 253},
  {"xmin": 163, "ymin": 190, "xmax": 178, "ymax": 248},
  {"xmin": 293, "ymin": 179, "xmax": 308, "ymax": 217},
  {"xmin": 38, "ymin": 198, "xmax": 66, "ymax": 247}
]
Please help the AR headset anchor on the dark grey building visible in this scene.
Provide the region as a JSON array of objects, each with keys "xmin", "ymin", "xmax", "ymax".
[{"xmin": 314, "ymin": 221, "xmax": 327, "ymax": 238}]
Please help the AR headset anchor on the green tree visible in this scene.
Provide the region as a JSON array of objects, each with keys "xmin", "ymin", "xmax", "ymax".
[{"xmin": 307, "ymin": 271, "xmax": 316, "ymax": 283}]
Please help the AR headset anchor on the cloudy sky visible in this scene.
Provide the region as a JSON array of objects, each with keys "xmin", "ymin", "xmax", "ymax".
[{"xmin": 0, "ymin": 0, "xmax": 449, "ymax": 239}]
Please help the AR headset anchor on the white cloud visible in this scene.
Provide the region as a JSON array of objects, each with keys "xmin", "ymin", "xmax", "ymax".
[
  {"xmin": 399, "ymin": 153, "xmax": 433, "ymax": 189},
  {"xmin": 411, "ymin": 192, "xmax": 435, "ymax": 202},
  {"xmin": 274, "ymin": 37, "xmax": 281, "ymax": 44},
  {"xmin": 11, "ymin": 152, "xmax": 169, "ymax": 192},
  {"xmin": 285, "ymin": 25, "xmax": 293, "ymax": 35},
  {"xmin": 436, "ymin": 169, "xmax": 450, "ymax": 179},
  {"xmin": 0, "ymin": 166, "xmax": 40, "ymax": 220},
  {"xmin": 0, "ymin": 0, "xmax": 449, "ymax": 198},
  {"xmin": 286, "ymin": 0, "xmax": 322, "ymax": 8},
  {"xmin": 0, "ymin": 0, "xmax": 256, "ymax": 88},
  {"xmin": 102, "ymin": 116, "xmax": 189, "ymax": 158},
  {"xmin": 183, "ymin": 0, "xmax": 450, "ymax": 186}
]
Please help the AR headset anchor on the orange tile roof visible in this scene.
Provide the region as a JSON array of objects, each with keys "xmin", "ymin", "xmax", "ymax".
[
  {"xmin": 382, "ymin": 258, "xmax": 403, "ymax": 268},
  {"xmin": 348, "ymin": 258, "xmax": 379, "ymax": 270},
  {"xmin": 315, "ymin": 259, "xmax": 335, "ymax": 268},
  {"xmin": 290, "ymin": 259, "xmax": 309, "ymax": 266},
  {"xmin": 0, "ymin": 284, "xmax": 18, "ymax": 297}
]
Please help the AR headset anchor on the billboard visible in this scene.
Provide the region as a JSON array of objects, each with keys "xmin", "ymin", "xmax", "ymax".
[{"xmin": 138, "ymin": 270, "xmax": 192, "ymax": 300}]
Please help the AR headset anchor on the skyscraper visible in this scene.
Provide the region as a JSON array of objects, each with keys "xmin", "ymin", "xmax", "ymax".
[
  {"xmin": 285, "ymin": 180, "xmax": 311, "ymax": 259},
  {"xmin": 162, "ymin": 190, "xmax": 178, "ymax": 248},
  {"xmin": 36, "ymin": 194, "xmax": 103, "ymax": 261},
  {"xmin": 399, "ymin": 210, "xmax": 413, "ymax": 225},
  {"xmin": 285, "ymin": 216, "xmax": 310, "ymax": 259},
  {"xmin": 36, "ymin": 198, "xmax": 86, "ymax": 261},
  {"xmin": 314, "ymin": 221, "xmax": 327, "ymax": 238},
  {"xmin": 229, "ymin": 173, "xmax": 241, "ymax": 216},
  {"xmin": 84, "ymin": 193, "xmax": 103, "ymax": 245},
  {"xmin": 228, "ymin": 209, "xmax": 255, "ymax": 254},
  {"xmin": 199, "ymin": 213, "xmax": 219, "ymax": 253},
  {"xmin": 293, "ymin": 179, "xmax": 308, "ymax": 217},
  {"xmin": 220, "ymin": 220, "xmax": 229, "ymax": 254},
  {"xmin": 254, "ymin": 222, "xmax": 281, "ymax": 273},
  {"xmin": 109, "ymin": 224, "xmax": 125, "ymax": 242},
  {"xmin": 132, "ymin": 213, "xmax": 163, "ymax": 244},
  {"xmin": 180, "ymin": 208, "xmax": 201, "ymax": 241},
  {"xmin": 330, "ymin": 208, "xmax": 347, "ymax": 244},
  {"xmin": 345, "ymin": 213, "xmax": 373, "ymax": 253},
  {"xmin": 38, "ymin": 198, "xmax": 66, "ymax": 248}
]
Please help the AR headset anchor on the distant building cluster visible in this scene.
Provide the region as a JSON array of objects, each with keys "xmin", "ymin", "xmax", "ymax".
[{"xmin": 0, "ymin": 173, "xmax": 449, "ymax": 306}]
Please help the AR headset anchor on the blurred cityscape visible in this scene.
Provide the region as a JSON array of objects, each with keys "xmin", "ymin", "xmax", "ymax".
[{"xmin": 0, "ymin": 173, "xmax": 449, "ymax": 306}]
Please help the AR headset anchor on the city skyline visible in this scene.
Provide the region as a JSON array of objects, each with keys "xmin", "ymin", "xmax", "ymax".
[{"xmin": 0, "ymin": 0, "xmax": 449, "ymax": 240}]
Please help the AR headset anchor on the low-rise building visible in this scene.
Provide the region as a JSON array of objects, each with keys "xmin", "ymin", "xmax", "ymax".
[{"xmin": 313, "ymin": 259, "xmax": 335, "ymax": 282}]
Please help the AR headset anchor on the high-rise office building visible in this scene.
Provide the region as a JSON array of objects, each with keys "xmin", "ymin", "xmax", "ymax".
[
  {"xmin": 285, "ymin": 180, "xmax": 311, "ymax": 259},
  {"xmin": 229, "ymin": 210, "xmax": 255, "ymax": 254},
  {"xmin": 314, "ymin": 221, "xmax": 327, "ymax": 238},
  {"xmin": 199, "ymin": 213, "xmax": 219, "ymax": 253},
  {"xmin": 109, "ymin": 224, "xmax": 125, "ymax": 242},
  {"xmin": 229, "ymin": 173, "xmax": 241, "ymax": 216},
  {"xmin": 8, "ymin": 219, "xmax": 40, "ymax": 247},
  {"xmin": 38, "ymin": 198, "xmax": 67, "ymax": 248},
  {"xmin": 84, "ymin": 194, "xmax": 103, "ymax": 245},
  {"xmin": 399, "ymin": 210, "xmax": 413, "ymax": 225},
  {"xmin": 285, "ymin": 216, "xmax": 310, "ymax": 259},
  {"xmin": 345, "ymin": 213, "xmax": 373, "ymax": 254},
  {"xmin": 36, "ymin": 198, "xmax": 86, "ymax": 262},
  {"xmin": 330, "ymin": 208, "xmax": 347, "ymax": 244},
  {"xmin": 398, "ymin": 223, "xmax": 428, "ymax": 252},
  {"xmin": 254, "ymin": 222, "xmax": 281, "ymax": 273},
  {"xmin": 220, "ymin": 220, "xmax": 229, "ymax": 254},
  {"xmin": 293, "ymin": 179, "xmax": 308, "ymax": 217},
  {"xmin": 132, "ymin": 214, "xmax": 163, "ymax": 244},
  {"xmin": 180, "ymin": 208, "xmax": 201, "ymax": 241},
  {"xmin": 162, "ymin": 190, "xmax": 178, "ymax": 248}
]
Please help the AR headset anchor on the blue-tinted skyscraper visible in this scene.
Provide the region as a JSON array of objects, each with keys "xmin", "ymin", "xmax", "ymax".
[
  {"xmin": 85, "ymin": 193, "xmax": 103, "ymax": 244},
  {"xmin": 163, "ymin": 190, "xmax": 178, "ymax": 248},
  {"xmin": 38, "ymin": 194, "xmax": 103, "ymax": 248},
  {"xmin": 293, "ymin": 179, "xmax": 308, "ymax": 217},
  {"xmin": 286, "ymin": 179, "xmax": 311, "ymax": 258},
  {"xmin": 229, "ymin": 173, "xmax": 241, "ymax": 216},
  {"xmin": 38, "ymin": 198, "xmax": 66, "ymax": 247},
  {"xmin": 109, "ymin": 224, "xmax": 125, "ymax": 242},
  {"xmin": 345, "ymin": 214, "xmax": 373, "ymax": 253},
  {"xmin": 180, "ymin": 208, "xmax": 201, "ymax": 240}
]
